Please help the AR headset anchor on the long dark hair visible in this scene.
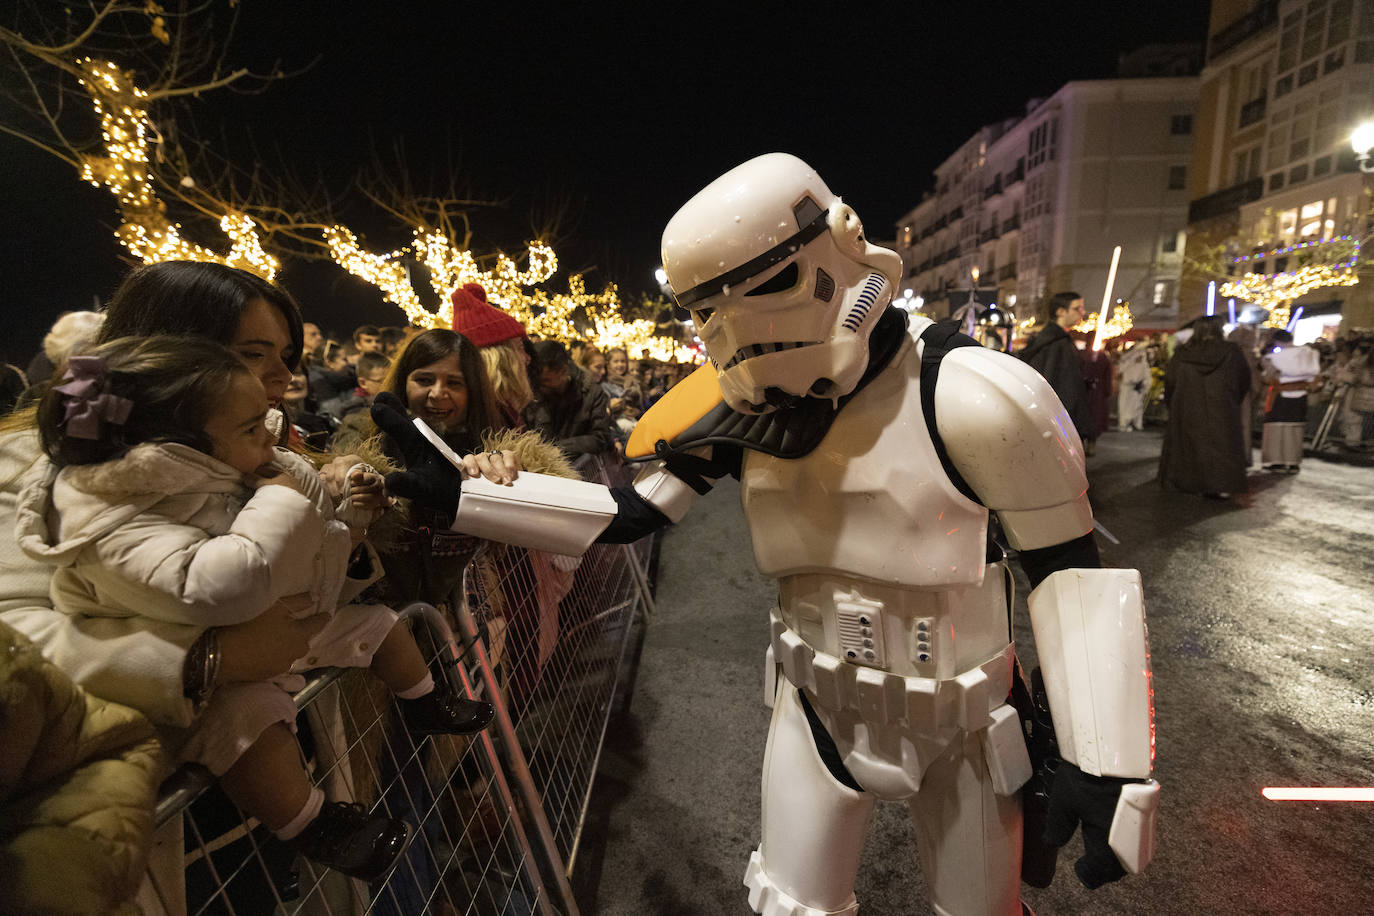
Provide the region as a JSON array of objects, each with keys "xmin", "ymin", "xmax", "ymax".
[
  {"xmin": 385, "ymin": 329, "xmax": 497, "ymax": 450},
  {"xmin": 97, "ymin": 261, "xmax": 305, "ymax": 370},
  {"xmin": 37, "ymin": 336, "xmax": 251, "ymax": 467}
]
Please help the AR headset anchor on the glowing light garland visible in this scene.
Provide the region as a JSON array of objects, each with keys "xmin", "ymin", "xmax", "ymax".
[
  {"xmin": 76, "ymin": 59, "xmax": 279, "ymax": 279},
  {"xmin": 68, "ymin": 60, "xmax": 694, "ymax": 359},
  {"xmin": 1073, "ymin": 303, "xmax": 1134, "ymax": 343},
  {"xmin": 327, "ymin": 227, "xmax": 699, "ymax": 361},
  {"xmin": 1220, "ymin": 237, "xmax": 1361, "ymax": 329},
  {"xmin": 1230, "ymin": 235, "xmax": 1357, "ymax": 264}
]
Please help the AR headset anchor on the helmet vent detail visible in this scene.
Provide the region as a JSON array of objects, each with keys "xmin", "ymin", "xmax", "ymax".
[
  {"xmin": 840, "ymin": 272, "xmax": 887, "ymax": 332},
  {"xmin": 814, "ymin": 268, "xmax": 835, "ymax": 302},
  {"xmin": 792, "ymin": 195, "xmax": 824, "ymax": 229}
]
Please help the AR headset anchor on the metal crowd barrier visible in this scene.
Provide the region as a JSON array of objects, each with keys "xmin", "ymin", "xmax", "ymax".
[{"xmin": 136, "ymin": 456, "xmax": 656, "ymax": 916}]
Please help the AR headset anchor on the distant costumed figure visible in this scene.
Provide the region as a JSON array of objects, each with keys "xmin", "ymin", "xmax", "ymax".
[
  {"xmin": 1116, "ymin": 342, "xmax": 1151, "ymax": 432},
  {"xmin": 1260, "ymin": 330, "xmax": 1320, "ymax": 472},
  {"xmin": 1158, "ymin": 317, "xmax": 1253, "ymax": 496}
]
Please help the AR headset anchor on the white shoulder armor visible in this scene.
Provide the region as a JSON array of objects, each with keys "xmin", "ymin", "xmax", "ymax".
[{"xmin": 933, "ymin": 346, "xmax": 1092, "ymax": 550}]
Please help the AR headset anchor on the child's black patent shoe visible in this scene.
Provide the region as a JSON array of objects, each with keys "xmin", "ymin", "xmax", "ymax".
[
  {"xmin": 402, "ymin": 686, "xmax": 495, "ymax": 736},
  {"xmin": 292, "ymin": 802, "xmax": 409, "ymax": 883}
]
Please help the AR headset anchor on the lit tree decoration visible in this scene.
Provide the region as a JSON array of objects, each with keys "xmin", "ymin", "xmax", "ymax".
[
  {"xmin": 1014, "ymin": 305, "xmax": 1135, "ymax": 347},
  {"xmin": 1219, "ymin": 237, "xmax": 1360, "ymax": 329},
  {"xmin": 325, "ymin": 224, "xmax": 559, "ymax": 329},
  {"xmin": 76, "ymin": 58, "xmax": 279, "ymax": 278},
  {"xmin": 1072, "ymin": 302, "xmax": 1134, "ymax": 342},
  {"xmin": 327, "ymin": 225, "xmax": 699, "ymax": 360}
]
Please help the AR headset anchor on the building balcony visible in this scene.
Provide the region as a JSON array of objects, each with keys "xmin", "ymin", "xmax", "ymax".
[
  {"xmin": 997, "ymin": 262, "xmax": 1018, "ymax": 281},
  {"xmin": 1187, "ymin": 176, "xmax": 1264, "ymax": 224},
  {"xmin": 979, "ymin": 227, "xmax": 1001, "ymax": 245},
  {"xmin": 983, "ymin": 179, "xmax": 1003, "ymax": 201},
  {"xmin": 1001, "ymin": 214, "xmax": 1021, "ymax": 234},
  {"xmin": 1208, "ymin": 0, "xmax": 1278, "ymax": 62},
  {"xmin": 1004, "ymin": 162, "xmax": 1025, "ymax": 187},
  {"xmin": 1238, "ymin": 95, "xmax": 1267, "ymax": 128}
]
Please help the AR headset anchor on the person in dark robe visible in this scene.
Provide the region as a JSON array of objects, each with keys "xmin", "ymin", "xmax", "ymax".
[
  {"xmin": 1081, "ymin": 340, "xmax": 1113, "ymax": 451},
  {"xmin": 1158, "ymin": 316, "xmax": 1253, "ymax": 497}
]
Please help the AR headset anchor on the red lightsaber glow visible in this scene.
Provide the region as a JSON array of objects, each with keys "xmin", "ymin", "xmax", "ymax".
[{"xmin": 1262, "ymin": 787, "xmax": 1374, "ymax": 802}]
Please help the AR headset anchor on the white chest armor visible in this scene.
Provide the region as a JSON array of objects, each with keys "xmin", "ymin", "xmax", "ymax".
[{"xmin": 739, "ymin": 322, "xmax": 988, "ymax": 589}]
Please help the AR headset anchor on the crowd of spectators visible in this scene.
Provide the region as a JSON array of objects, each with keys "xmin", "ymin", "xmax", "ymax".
[
  {"xmin": 277, "ymin": 289, "xmax": 697, "ymax": 470},
  {"xmin": 0, "ymin": 262, "xmax": 701, "ymax": 910}
]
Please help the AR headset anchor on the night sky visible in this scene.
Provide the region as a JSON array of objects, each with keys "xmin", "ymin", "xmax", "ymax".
[{"xmin": 1, "ymin": 1, "xmax": 1211, "ymax": 362}]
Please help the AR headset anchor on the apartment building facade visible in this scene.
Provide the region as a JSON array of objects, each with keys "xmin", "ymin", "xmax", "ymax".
[
  {"xmin": 1184, "ymin": 0, "xmax": 1374, "ymax": 332},
  {"xmin": 895, "ymin": 76, "xmax": 1199, "ymax": 328}
]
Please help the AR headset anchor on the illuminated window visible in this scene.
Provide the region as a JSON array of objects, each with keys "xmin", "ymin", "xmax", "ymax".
[
  {"xmin": 1300, "ymin": 200, "xmax": 1323, "ymax": 239},
  {"xmin": 1279, "ymin": 208, "xmax": 1298, "ymax": 244}
]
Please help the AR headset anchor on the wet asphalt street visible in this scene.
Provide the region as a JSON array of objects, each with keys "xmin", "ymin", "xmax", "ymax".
[{"xmin": 574, "ymin": 429, "xmax": 1374, "ymax": 915}]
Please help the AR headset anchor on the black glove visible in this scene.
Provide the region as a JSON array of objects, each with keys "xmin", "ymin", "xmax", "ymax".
[
  {"xmin": 370, "ymin": 391, "xmax": 461, "ymax": 519},
  {"xmin": 1044, "ymin": 762, "xmax": 1134, "ymax": 889}
]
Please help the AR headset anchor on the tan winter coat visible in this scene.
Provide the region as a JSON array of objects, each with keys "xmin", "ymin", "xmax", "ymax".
[{"xmin": 0, "ymin": 620, "xmax": 163, "ymax": 915}]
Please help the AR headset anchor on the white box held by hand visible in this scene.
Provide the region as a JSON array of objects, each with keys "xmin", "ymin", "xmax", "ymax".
[{"xmin": 413, "ymin": 418, "xmax": 617, "ymax": 556}]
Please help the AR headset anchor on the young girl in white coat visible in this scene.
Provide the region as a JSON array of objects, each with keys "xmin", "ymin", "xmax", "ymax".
[{"xmin": 18, "ymin": 335, "xmax": 493, "ymax": 882}]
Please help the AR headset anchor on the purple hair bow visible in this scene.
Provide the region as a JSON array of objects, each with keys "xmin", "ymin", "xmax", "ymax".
[{"xmin": 54, "ymin": 356, "xmax": 133, "ymax": 440}]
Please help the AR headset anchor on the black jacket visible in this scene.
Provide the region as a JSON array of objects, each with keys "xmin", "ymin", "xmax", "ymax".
[
  {"xmin": 522, "ymin": 365, "xmax": 616, "ymax": 463},
  {"xmin": 1020, "ymin": 322, "xmax": 1092, "ymax": 439}
]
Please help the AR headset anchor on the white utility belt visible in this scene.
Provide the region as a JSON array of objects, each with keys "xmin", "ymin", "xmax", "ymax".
[{"xmin": 770, "ymin": 608, "xmax": 1014, "ymax": 732}]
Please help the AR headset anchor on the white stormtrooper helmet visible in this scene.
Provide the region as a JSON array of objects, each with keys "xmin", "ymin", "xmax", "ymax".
[{"xmin": 661, "ymin": 153, "xmax": 903, "ymax": 414}]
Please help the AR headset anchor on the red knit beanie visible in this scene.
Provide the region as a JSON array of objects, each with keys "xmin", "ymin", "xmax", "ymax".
[{"xmin": 450, "ymin": 282, "xmax": 527, "ymax": 347}]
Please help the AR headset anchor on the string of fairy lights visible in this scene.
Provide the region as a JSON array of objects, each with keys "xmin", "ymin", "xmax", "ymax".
[
  {"xmin": 1014, "ymin": 303, "xmax": 1134, "ymax": 344},
  {"xmin": 326, "ymin": 227, "xmax": 698, "ymax": 360},
  {"xmin": 77, "ymin": 59, "xmax": 280, "ymax": 280},
  {"xmin": 1219, "ymin": 237, "xmax": 1360, "ymax": 329},
  {"xmin": 75, "ymin": 58, "xmax": 697, "ymax": 360},
  {"xmin": 1073, "ymin": 303, "xmax": 1134, "ymax": 341}
]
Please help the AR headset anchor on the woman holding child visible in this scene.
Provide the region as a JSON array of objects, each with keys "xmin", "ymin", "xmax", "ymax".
[{"xmin": 0, "ymin": 261, "xmax": 519, "ymax": 885}]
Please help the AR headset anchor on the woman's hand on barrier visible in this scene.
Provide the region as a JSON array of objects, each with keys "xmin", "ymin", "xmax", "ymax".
[
  {"xmin": 461, "ymin": 450, "xmax": 520, "ymax": 486},
  {"xmin": 216, "ymin": 593, "xmax": 324, "ymax": 683}
]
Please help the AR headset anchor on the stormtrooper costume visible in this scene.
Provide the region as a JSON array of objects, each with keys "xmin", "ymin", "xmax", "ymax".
[
  {"xmin": 1117, "ymin": 343, "xmax": 1152, "ymax": 432},
  {"xmin": 598, "ymin": 154, "xmax": 1159, "ymax": 916}
]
